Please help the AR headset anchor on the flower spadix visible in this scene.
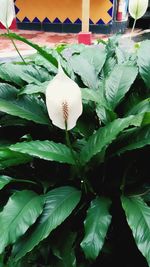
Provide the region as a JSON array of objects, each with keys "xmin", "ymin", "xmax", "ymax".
[
  {"xmin": 129, "ymin": 0, "xmax": 148, "ymax": 20},
  {"xmin": 46, "ymin": 63, "xmax": 83, "ymax": 130},
  {"xmin": 0, "ymin": 0, "xmax": 15, "ymax": 28}
]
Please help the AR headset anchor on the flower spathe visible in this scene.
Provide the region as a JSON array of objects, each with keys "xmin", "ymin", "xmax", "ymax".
[
  {"xmin": 46, "ymin": 63, "xmax": 83, "ymax": 130},
  {"xmin": 129, "ymin": 0, "xmax": 149, "ymax": 20},
  {"xmin": 0, "ymin": 0, "xmax": 15, "ymax": 28}
]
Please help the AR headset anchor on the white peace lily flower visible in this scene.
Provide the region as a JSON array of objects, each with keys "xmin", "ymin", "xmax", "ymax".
[
  {"xmin": 129, "ymin": 0, "xmax": 148, "ymax": 20},
  {"xmin": 46, "ymin": 64, "xmax": 83, "ymax": 130},
  {"xmin": 0, "ymin": 0, "xmax": 15, "ymax": 28}
]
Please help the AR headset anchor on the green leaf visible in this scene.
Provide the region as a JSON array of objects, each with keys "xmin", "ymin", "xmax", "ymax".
[
  {"xmin": 96, "ymin": 104, "xmax": 117, "ymax": 125},
  {"xmin": 10, "ymin": 140, "xmax": 77, "ymax": 165},
  {"xmin": 34, "ymin": 53, "xmax": 57, "ymax": 74},
  {"xmin": 126, "ymin": 98, "xmax": 150, "ymax": 116},
  {"xmin": 0, "ymin": 114, "xmax": 28, "ymax": 127},
  {"xmin": 104, "ymin": 65, "xmax": 138, "ymax": 109},
  {"xmin": 81, "ymin": 45, "xmax": 106, "ymax": 74},
  {"xmin": 1, "ymin": 32, "xmax": 58, "ymax": 67},
  {"xmin": 80, "ymin": 115, "xmax": 143, "ymax": 165},
  {"xmin": 116, "ymin": 46, "xmax": 129, "ymax": 64},
  {"xmin": 50, "ymin": 229, "xmax": 77, "ymax": 267},
  {"xmin": 0, "ymin": 190, "xmax": 44, "ymax": 253},
  {"xmin": 0, "ymin": 63, "xmax": 24, "ymax": 86},
  {"xmin": 0, "ymin": 175, "xmax": 12, "ymax": 190},
  {"xmin": 121, "ymin": 196, "xmax": 150, "ymax": 266},
  {"xmin": 0, "ymin": 83, "xmax": 49, "ymax": 125},
  {"xmin": 0, "ymin": 148, "xmax": 32, "ymax": 170},
  {"xmin": 137, "ymin": 40, "xmax": 150, "ymax": 88},
  {"xmin": 0, "ymin": 63, "xmax": 51, "ymax": 86},
  {"xmin": 81, "ymin": 197, "xmax": 112, "ymax": 260},
  {"xmin": 13, "ymin": 186, "xmax": 81, "ymax": 261},
  {"xmin": 81, "ymin": 88, "xmax": 100, "ymax": 103},
  {"xmin": 19, "ymin": 81, "xmax": 49, "ymax": 95},
  {"xmin": 69, "ymin": 55, "xmax": 98, "ymax": 89},
  {"xmin": 0, "ymin": 175, "xmax": 36, "ymax": 187},
  {"xmin": 111, "ymin": 125, "xmax": 150, "ymax": 156},
  {"xmin": 101, "ymin": 56, "xmax": 116, "ymax": 78}
]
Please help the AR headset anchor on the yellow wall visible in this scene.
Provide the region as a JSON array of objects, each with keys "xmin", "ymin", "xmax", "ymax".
[{"xmin": 16, "ymin": 0, "xmax": 113, "ymax": 24}]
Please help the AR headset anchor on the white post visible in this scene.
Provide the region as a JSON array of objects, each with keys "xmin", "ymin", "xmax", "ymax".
[{"xmin": 82, "ymin": 0, "xmax": 90, "ymax": 32}]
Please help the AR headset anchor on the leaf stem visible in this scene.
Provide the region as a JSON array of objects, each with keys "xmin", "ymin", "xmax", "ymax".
[
  {"xmin": 6, "ymin": 28, "xmax": 26, "ymax": 64},
  {"xmin": 65, "ymin": 124, "xmax": 79, "ymax": 170},
  {"xmin": 130, "ymin": 19, "xmax": 137, "ymax": 42}
]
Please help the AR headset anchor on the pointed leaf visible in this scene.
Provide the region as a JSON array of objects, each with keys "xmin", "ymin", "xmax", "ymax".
[
  {"xmin": 10, "ymin": 140, "xmax": 77, "ymax": 165},
  {"xmin": 69, "ymin": 55, "xmax": 98, "ymax": 89},
  {"xmin": 80, "ymin": 115, "xmax": 143, "ymax": 165},
  {"xmin": 112, "ymin": 125, "xmax": 150, "ymax": 156},
  {"xmin": 0, "ymin": 63, "xmax": 51, "ymax": 86},
  {"xmin": 0, "ymin": 175, "xmax": 12, "ymax": 190},
  {"xmin": 126, "ymin": 98, "xmax": 150, "ymax": 116},
  {"xmin": 0, "ymin": 83, "xmax": 49, "ymax": 125},
  {"xmin": 13, "ymin": 186, "xmax": 81, "ymax": 261},
  {"xmin": 137, "ymin": 40, "xmax": 150, "ymax": 88},
  {"xmin": 104, "ymin": 65, "xmax": 138, "ymax": 109},
  {"xmin": 96, "ymin": 104, "xmax": 117, "ymax": 125},
  {"xmin": 19, "ymin": 81, "xmax": 49, "ymax": 95},
  {"xmin": 121, "ymin": 196, "xmax": 150, "ymax": 266},
  {"xmin": 81, "ymin": 88, "xmax": 101, "ymax": 103},
  {"xmin": 0, "ymin": 148, "xmax": 32, "ymax": 170},
  {"xmin": 1, "ymin": 32, "xmax": 58, "ymax": 67},
  {"xmin": 81, "ymin": 45, "xmax": 106, "ymax": 74},
  {"xmin": 81, "ymin": 197, "xmax": 112, "ymax": 260},
  {"xmin": 0, "ymin": 190, "xmax": 44, "ymax": 253}
]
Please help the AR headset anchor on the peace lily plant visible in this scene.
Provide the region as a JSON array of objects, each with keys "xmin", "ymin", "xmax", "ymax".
[{"xmin": 0, "ymin": 1, "xmax": 150, "ymax": 267}]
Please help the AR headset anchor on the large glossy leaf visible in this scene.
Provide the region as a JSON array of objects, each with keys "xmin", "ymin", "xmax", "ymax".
[
  {"xmin": 81, "ymin": 45, "xmax": 106, "ymax": 74},
  {"xmin": 19, "ymin": 81, "xmax": 49, "ymax": 95},
  {"xmin": 0, "ymin": 175, "xmax": 36, "ymax": 188},
  {"xmin": 112, "ymin": 125, "xmax": 150, "ymax": 156},
  {"xmin": 0, "ymin": 190, "xmax": 44, "ymax": 253},
  {"xmin": 0, "ymin": 175, "xmax": 12, "ymax": 190},
  {"xmin": 121, "ymin": 196, "xmax": 150, "ymax": 266},
  {"xmin": 0, "ymin": 148, "xmax": 32, "ymax": 170},
  {"xmin": 81, "ymin": 197, "xmax": 112, "ymax": 260},
  {"xmin": 0, "ymin": 63, "xmax": 24, "ymax": 86},
  {"xmin": 96, "ymin": 104, "xmax": 117, "ymax": 125},
  {"xmin": 0, "ymin": 63, "xmax": 51, "ymax": 86},
  {"xmin": 10, "ymin": 140, "xmax": 77, "ymax": 165},
  {"xmin": 80, "ymin": 115, "xmax": 143, "ymax": 165},
  {"xmin": 81, "ymin": 88, "xmax": 101, "ymax": 103},
  {"xmin": 101, "ymin": 56, "xmax": 116, "ymax": 78},
  {"xmin": 1, "ymin": 32, "xmax": 58, "ymax": 67},
  {"xmin": 0, "ymin": 83, "xmax": 49, "ymax": 125},
  {"xmin": 137, "ymin": 40, "xmax": 150, "ymax": 88},
  {"xmin": 104, "ymin": 65, "xmax": 138, "ymax": 109},
  {"xmin": 126, "ymin": 98, "xmax": 150, "ymax": 116},
  {"xmin": 34, "ymin": 53, "xmax": 57, "ymax": 74},
  {"xmin": 69, "ymin": 55, "xmax": 98, "ymax": 89},
  {"xmin": 13, "ymin": 186, "xmax": 81, "ymax": 261}
]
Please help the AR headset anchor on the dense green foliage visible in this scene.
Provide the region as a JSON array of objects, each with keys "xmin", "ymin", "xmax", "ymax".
[{"xmin": 0, "ymin": 33, "xmax": 150, "ymax": 267}]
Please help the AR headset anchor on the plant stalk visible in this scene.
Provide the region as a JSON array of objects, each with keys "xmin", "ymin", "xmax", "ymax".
[
  {"xmin": 130, "ymin": 19, "xmax": 137, "ymax": 42},
  {"xmin": 6, "ymin": 27, "xmax": 26, "ymax": 64}
]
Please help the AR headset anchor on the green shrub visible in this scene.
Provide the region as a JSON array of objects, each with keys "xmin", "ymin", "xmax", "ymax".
[{"xmin": 0, "ymin": 33, "xmax": 150, "ymax": 267}]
